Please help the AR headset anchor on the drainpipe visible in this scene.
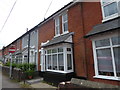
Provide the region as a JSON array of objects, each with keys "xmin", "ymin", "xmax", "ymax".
[{"xmin": 27, "ymin": 28, "xmax": 30, "ymax": 64}]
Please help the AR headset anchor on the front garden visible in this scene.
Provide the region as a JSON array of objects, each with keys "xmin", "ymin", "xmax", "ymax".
[{"xmin": 3, "ymin": 62, "xmax": 36, "ymax": 80}]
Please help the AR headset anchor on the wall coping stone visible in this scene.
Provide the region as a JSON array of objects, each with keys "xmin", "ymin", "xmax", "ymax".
[{"xmin": 71, "ymin": 78, "xmax": 120, "ymax": 88}]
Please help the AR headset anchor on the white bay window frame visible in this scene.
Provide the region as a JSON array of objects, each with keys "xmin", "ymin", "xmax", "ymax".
[
  {"xmin": 41, "ymin": 44, "xmax": 73, "ymax": 73},
  {"xmin": 101, "ymin": 0, "xmax": 120, "ymax": 22},
  {"xmin": 92, "ymin": 34, "xmax": 120, "ymax": 81}
]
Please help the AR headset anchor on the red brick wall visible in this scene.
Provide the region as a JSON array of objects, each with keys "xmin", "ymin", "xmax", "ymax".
[
  {"xmin": 37, "ymin": 2, "xmax": 119, "ymax": 85},
  {"xmin": 38, "ymin": 19, "xmax": 55, "ymax": 70},
  {"xmin": 68, "ymin": 3, "xmax": 87, "ymax": 77},
  {"xmin": 82, "ymin": 2, "xmax": 119, "ymax": 85}
]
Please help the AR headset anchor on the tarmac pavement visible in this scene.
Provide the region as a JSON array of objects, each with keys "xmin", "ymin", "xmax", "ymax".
[{"xmin": 0, "ymin": 69, "xmax": 24, "ymax": 89}]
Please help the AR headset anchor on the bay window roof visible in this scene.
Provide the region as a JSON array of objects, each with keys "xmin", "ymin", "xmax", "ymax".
[
  {"xmin": 85, "ymin": 17, "xmax": 120, "ymax": 38},
  {"xmin": 42, "ymin": 32, "xmax": 74, "ymax": 47}
]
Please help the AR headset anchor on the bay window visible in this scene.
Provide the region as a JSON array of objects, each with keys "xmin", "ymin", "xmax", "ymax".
[
  {"xmin": 43, "ymin": 45, "xmax": 73, "ymax": 73},
  {"xmin": 101, "ymin": 0, "xmax": 120, "ymax": 21},
  {"xmin": 93, "ymin": 36, "xmax": 120, "ymax": 80}
]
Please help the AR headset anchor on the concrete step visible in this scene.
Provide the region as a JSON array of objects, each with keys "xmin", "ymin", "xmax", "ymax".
[{"xmin": 26, "ymin": 77, "xmax": 43, "ymax": 85}]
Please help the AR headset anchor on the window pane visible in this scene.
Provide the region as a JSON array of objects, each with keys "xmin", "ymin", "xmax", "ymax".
[
  {"xmin": 58, "ymin": 48, "xmax": 63, "ymax": 52},
  {"xmin": 112, "ymin": 36, "xmax": 120, "ymax": 45},
  {"xmin": 104, "ymin": 2, "xmax": 118, "ymax": 17},
  {"xmin": 63, "ymin": 22, "xmax": 68, "ymax": 32},
  {"xmin": 67, "ymin": 48, "xmax": 71, "ymax": 52},
  {"xmin": 56, "ymin": 26, "xmax": 59, "ymax": 35},
  {"xmin": 95, "ymin": 39, "xmax": 110, "ymax": 48},
  {"xmin": 55, "ymin": 18, "xmax": 59, "ymax": 25},
  {"xmin": 47, "ymin": 50, "xmax": 51, "ymax": 54},
  {"xmin": 24, "ymin": 55, "xmax": 28, "ymax": 63},
  {"xmin": 67, "ymin": 54, "xmax": 72, "ymax": 70},
  {"xmin": 48, "ymin": 55, "xmax": 51, "ymax": 69},
  {"xmin": 53, "ymin": 54, "xmax": 57, "ymax": 70},
  {"xmin": 96, "ymin": 49, "xmax": 114, "ymax": 76},
  {"xmin": 58, "ymin": 54, "xmax": 64, "ymax": 71},
  {"xmin": 63, "ymin": 14, "xmax": 67, "ymax": 22},
  {"xmin": 55, "ymin": 18, "xmax": 60, "ymax": 35},
  {"xmin": 113, "ymin": 47, "xmax": 120, "ymax": 77},
  {"xmin": 52, "ymin": 49, "xmax": 57, "ymax": 53}
]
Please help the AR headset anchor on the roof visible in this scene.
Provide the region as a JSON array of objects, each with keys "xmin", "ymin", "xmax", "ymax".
[
  {"xmin": 42, "ymin": 32, "xmax": 74, "ymax": 47},
  {"xmin": 3, "ymin": 1, "xmax": 77, "ymax": 49},
  {"xmin": 85, "ymin": 17, "xmax": 120, "ymax": 38}
]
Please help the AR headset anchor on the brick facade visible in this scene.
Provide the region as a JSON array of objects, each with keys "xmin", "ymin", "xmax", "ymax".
[{"xmin": 1, "ymin": 1, "xmax": 119, "ymax": 86}]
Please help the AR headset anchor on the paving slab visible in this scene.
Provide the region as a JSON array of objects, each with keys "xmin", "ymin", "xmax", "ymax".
[{"xmin": 30, "ymin": 82, "xmax": 57, "ymax": 89}]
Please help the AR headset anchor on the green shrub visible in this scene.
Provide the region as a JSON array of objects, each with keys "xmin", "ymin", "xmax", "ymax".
[
  {"xmin": 16, "ymin": 63, "xmax": 23, "ymax": 70},
  {"xmin": 22, "ymin": 63, "xmax": 29, "ymax": 72},
  {"xmin": 12, "ymin": 63, "xmax": 17, "ymax": 68},
  {"xmin": 4, "ymin": 61, "xmax": 10, "ymax": 66},
  {"xmin": 25, "ymin": 70, "xmax": 34, "ymax": 76},
  {"xmin": 29, "ymin": 63, "xmax": 36, "ymax": 71}
]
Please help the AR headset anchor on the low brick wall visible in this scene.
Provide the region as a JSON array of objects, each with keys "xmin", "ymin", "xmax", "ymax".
[
  {"xmin": 2, "ymin": 66, "xmax": 25, "ymax": 81},
  {"xmin": 58, "ymin": 78, "xmax": 120, "ymax": 89},
  {"xmin": 2, "ymin": 66, "xmax": 40, "ymax": 81}
]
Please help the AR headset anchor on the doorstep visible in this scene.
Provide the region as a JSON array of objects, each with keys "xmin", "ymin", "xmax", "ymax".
[
  {"xmin": 30, "ymin": 82, "xmax": 57, "ymax": 89},
  {"xmin": 25, "ymin": 77, "xmax": 43, "ymax": 85}
]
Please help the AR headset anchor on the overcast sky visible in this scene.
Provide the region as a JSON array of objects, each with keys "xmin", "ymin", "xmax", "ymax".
[{"xmin": 0, "ymin": 0, "xmax": 73, "ymax": 49}]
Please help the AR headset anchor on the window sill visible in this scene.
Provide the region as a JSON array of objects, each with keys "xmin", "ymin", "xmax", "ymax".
[
  {"xmin": 61, "ymin": 31, "xmax": 69, "ymax": 35},
  {"xmin": 102, "ymin": 13, "xmax": 119, "ymax": 23},
  {"xmin": 46, "ymin": 69, "xmax": 73, "ymax": 73},
  {"xmin": 93, "ymin": 75, "xmax": 120, "ymax": 81},
  {"xmin": 54, "ymin": 34, "xmax": 61, "ymax": 38}
]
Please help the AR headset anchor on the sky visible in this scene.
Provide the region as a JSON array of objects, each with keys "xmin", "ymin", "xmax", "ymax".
[{"xmin": 0, "ymin": 0, "xmax": 73, "ymax": 49}]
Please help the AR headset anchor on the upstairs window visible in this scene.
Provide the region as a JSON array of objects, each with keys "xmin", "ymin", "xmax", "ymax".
[
  {"xmin": 62, "ymin": 13, "xmax": 68, "ymax": 33},
  {"xmin": 101, "ymin": 0, "xmax": 119, "ymax": 21},
  {"xmin": 55, "ymin": 18, "xmax": 60, "ymax": 36}
]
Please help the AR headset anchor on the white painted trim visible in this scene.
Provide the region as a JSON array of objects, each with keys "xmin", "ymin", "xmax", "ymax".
[
  {"xmin": 110, "ymin": 38, "xmax": 117, "ymax": 77},
  {"xmin": 94, "ymin": 76, "xmax": 120, "ymax": 81},
  {"xmin": 46, "ymin": 69, "xmax": 73, "ymax": 73},
  {"xmin": 92, "ymin": 41, "xmax": 99, "ymax": 76},
  {"xmin": 54, "ymin": 34, "xmax": 61, "ymax": 38},
  {"xmin": 64, "ymin": 47, "xmax": 67, "ymax": 72},
  {"xmin": 101, "ymin": 0, "xmax": 120, "ymax": 22},
  {"xmin": 41, "ymin": 43, "xmax": 73, "ymax": 73}
]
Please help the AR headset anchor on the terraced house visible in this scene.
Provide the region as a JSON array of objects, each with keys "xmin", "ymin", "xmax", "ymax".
[
  {"xmin": 0, "ymin": 50, "xmax": 2, "ymax": 61},
  {"xmin": 2, "ymin": 0, "xmax": 120, "ymax": 86}
]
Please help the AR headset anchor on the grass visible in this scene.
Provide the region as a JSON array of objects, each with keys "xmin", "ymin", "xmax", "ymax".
[
  {"xmin": 41, "ymin": 80, "xmax": 57, "ymax": 87},
  {"xmin": 20, "ymin": 82, "xmax": 31, "ymax": 88}
]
